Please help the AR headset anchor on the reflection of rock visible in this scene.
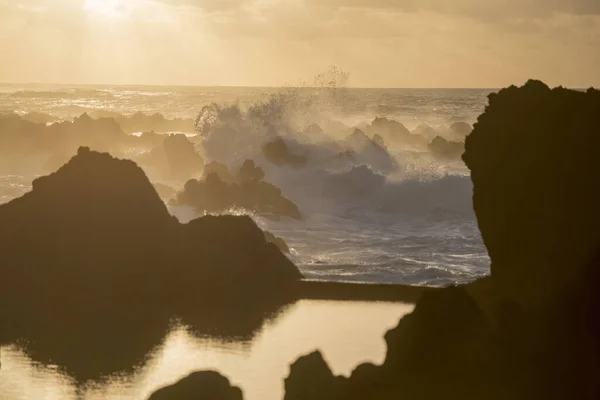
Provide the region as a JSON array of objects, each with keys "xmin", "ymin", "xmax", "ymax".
[
  {"xmin": 284, "ymin": 351, "xmax": 345, "ymax": 400},
  {"xmin": 262, "ymin": 137, "xmax": 307, "ymax": 167},
  {"xmin": 148, "ymin": 371, "xmax": 243, "ymax": 400},
  {"xmin": 174, "ymin": 162, "xmax": 302, "ymax": 221},
  {"xmin": 0, "ymin": 147, "xmax": 300, "ymax": 380},
  {"xmin": 283, "ymin": 81, "xmax": 600, "ymax": 400},
  {"xmin": 428, "ymin": 135, "xmax": 464, "ymax": 159}
]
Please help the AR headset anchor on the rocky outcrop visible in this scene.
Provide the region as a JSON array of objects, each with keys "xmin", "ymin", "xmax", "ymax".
[
  {"xmin": 0, "ymin": 147, "xmax": 300, "ymax": 380},
  {"xmin": 366, "ymin": 117, "xmax": 428, "ymax": 147},
  {"xmin": 148, "ymin": 371, "xmax": 243, "ymax": 400},
  {"xmin": 344, "ymin": 129, "xmax": 397, "ymax": 173},
  {"xmin": 283, "ymin": 81, "xmax": 600, "ymax": 400},
  {"xmin": 172, "ymin": 161, "xmax": 302, "ymax": 220},
  {"xmin": 428, "ymin": 135, "xmax": 464, "ymax": 160},
  {"xmin": 262, "ymin": 137, "xmax": 307, "ymax": 167}
]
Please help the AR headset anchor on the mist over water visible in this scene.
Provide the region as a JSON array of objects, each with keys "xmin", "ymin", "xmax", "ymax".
[{"xmin": 0, "ymin": 82, "xmax": 492, "ymax": 286}]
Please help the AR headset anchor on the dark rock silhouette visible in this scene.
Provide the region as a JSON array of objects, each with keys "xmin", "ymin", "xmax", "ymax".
[
  {"xmin": 173, "ymin": 161, "xmax": 302, "ymax": 220},
  {"xmin": 0, "ymin": 147, "xmax": 300, "ymax": 380},
  {"xmin": 264, "ymin": 230, "xmax": 290, "ymax": 253},
  {"xmin": 262, "ymin": 137, "xmax": 307, "ymax": 167},
  {"xmin": 238, "ymin": 159, "xmax": 265, "ymax": 183},
  {"xmin": 428, "ymin": 135, "xmax": 464, "ymax": 159},
  {"xmin": 344, "ymin": 129, "xmax": 397, "ymax": 173},
  {"xmin": 283, "ymin": 81, "xmax": 600, "ymax": 400},
  {"xmin": 204, "ymin": 161, "xmax": 235, "ymax": 184},
  {"xmin": 147, "ymin": 371, "xmax": 243, "ymax": 400},
  {"xmin": 366, "ymin": 117, "xmax": 428, "ymax": 147}
]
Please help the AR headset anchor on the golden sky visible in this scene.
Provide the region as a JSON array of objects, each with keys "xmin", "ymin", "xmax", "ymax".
[{"xmin": 0, "ymin": 0, "xmax": 599, "ymax": 87}]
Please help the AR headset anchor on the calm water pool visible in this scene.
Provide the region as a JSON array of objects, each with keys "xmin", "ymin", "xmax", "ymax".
[{"xmin": 0, "ymin": 300, "xmax": 413, "ymax": 400}]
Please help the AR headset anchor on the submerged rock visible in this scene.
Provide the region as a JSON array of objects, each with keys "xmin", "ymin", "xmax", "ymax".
[{"xmin": 148, "ymin": 371, "xmax": 243, "ymax": 400}]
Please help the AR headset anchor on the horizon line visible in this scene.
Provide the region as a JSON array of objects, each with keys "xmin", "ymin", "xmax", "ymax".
[{"xmin": 0, "ymin": 81, "xmax": 501, "ymax": 90}]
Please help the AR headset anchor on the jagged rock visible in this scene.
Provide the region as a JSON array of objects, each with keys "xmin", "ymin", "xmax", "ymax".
[
  {"xmin": 463, "ymin": 80, "xmax": 600, "ymax": 305},
  {"xmin": 203, "ymin": 161, "xmax": 235, "ymax": 184},
  {"xmin": 238, "ymin": 159, "xmax": 265, "ymax": 183},
  {"xmin": 0, "ymin": 147, "xmax": 300, "ymax": 379},
  {"xmin": 428, "ymin": 135, "xmax": 464, "ymax": 160},
  {"xmin": 173, "ymin": 160, "xmax": 302, "ymax": 220},
  {"xmin": 366, "ymin": 117, "xmax": 428, "ymax": 147},
  {"xmin": 344, "ymin": 129, "xmax": 397, "ymax": 173},
  {"xmin": 147, "ymin": 371, "xmax": 243, "ymax": 400},
  {"xmin": 264, "ymin": 230, "xmax": 290, "ymax": 253},
  {"xmin": 262, "ymin": 137, "xmax": 307, "ymax": 167}
]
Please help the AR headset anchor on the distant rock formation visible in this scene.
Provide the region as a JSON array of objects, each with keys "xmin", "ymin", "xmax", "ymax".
[
  {"xmin": 366, "ymin": 117, "xmax": 428, "ymax": 147},
  {"xmin": 428, "ymin": 135, "xmax": 464, "ymax": 159},
  {"xmin": 0, "ymin": 147, "xmax": 300, "ymax": 380},
  {"xmin": 283, "ymin": 81, "xmax": 600, "ymax": 400},
  {"xmin": 262, "ymin": 137, "xmax": 307, "ymax": 167},
  {"xmin": 173, "ymin": 161, "xmax": 302, "ymax": 220},
  {"xmin": 163, "ymin": 134, "xmax": 204, "ymax": 180},
  {"xmin": 147, "ymin": 371, "xmax": 243, "ymax": 400},
  {"xmin": 344, "ymin": 129, "xmax": 397, "ymax": 173}
]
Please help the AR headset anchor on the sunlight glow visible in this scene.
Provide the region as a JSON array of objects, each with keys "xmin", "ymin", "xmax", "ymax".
[{"xmin": 84, "ymin": 0, "xmax": 123, "ymax": 18}]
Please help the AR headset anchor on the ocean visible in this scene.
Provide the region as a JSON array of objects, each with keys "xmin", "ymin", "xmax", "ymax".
[{"xmin": 0, "ymin": 84, "xmax": 492, "ymax": 286}]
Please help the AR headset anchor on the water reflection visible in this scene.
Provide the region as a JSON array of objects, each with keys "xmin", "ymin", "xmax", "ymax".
[{"xmin": 1, "ymin": 300, "xmax": 413, "ymax": 400}]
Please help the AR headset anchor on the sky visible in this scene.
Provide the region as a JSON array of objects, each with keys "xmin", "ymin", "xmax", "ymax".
[{"xmin": 0, "ymin": 0, "xmax": 598, "ymax": 87}]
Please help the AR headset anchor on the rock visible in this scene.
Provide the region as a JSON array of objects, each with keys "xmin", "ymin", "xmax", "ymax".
[
  {"xmin": 0, "ymin": 147, "xmax": 301, "ymax": 379},
  {"xmin": 173, "ymin": 162, "xmax": 302, "ymax": 220},
  {"xmin": 162, "ymin": 134, "xmax": 204, "ymax": 180},
  {"xmin": 262, "ymin": 137, "xmax": 307, "ymax": 167},
  {"xmin": 463, "ymin": 80, "xmax": 600, "ymax": 305},
  {"xmin": 428, "ymin": 135, "xmax": 464, "ymax": 160},
  {"xmin": 344, "ymin": 129, "xmax": 397, "ymax": 173},
  {"xmin": 148, "ymin": 371, "xmax": 243, "ymax": 400},
  {"xmin": 238, "ymin": 159, "xmax": 265, "ymax": 183},
  {"xmin": 203, "ymin": 161, "xmax": 235, "ymax": 184},
  {"xmin": 264, "ymin": 230, "xmax": 290, "ymax": 253},
  {"xmin": 366, "ymin": 117, "xmax": 428, "ymax": 147}
]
